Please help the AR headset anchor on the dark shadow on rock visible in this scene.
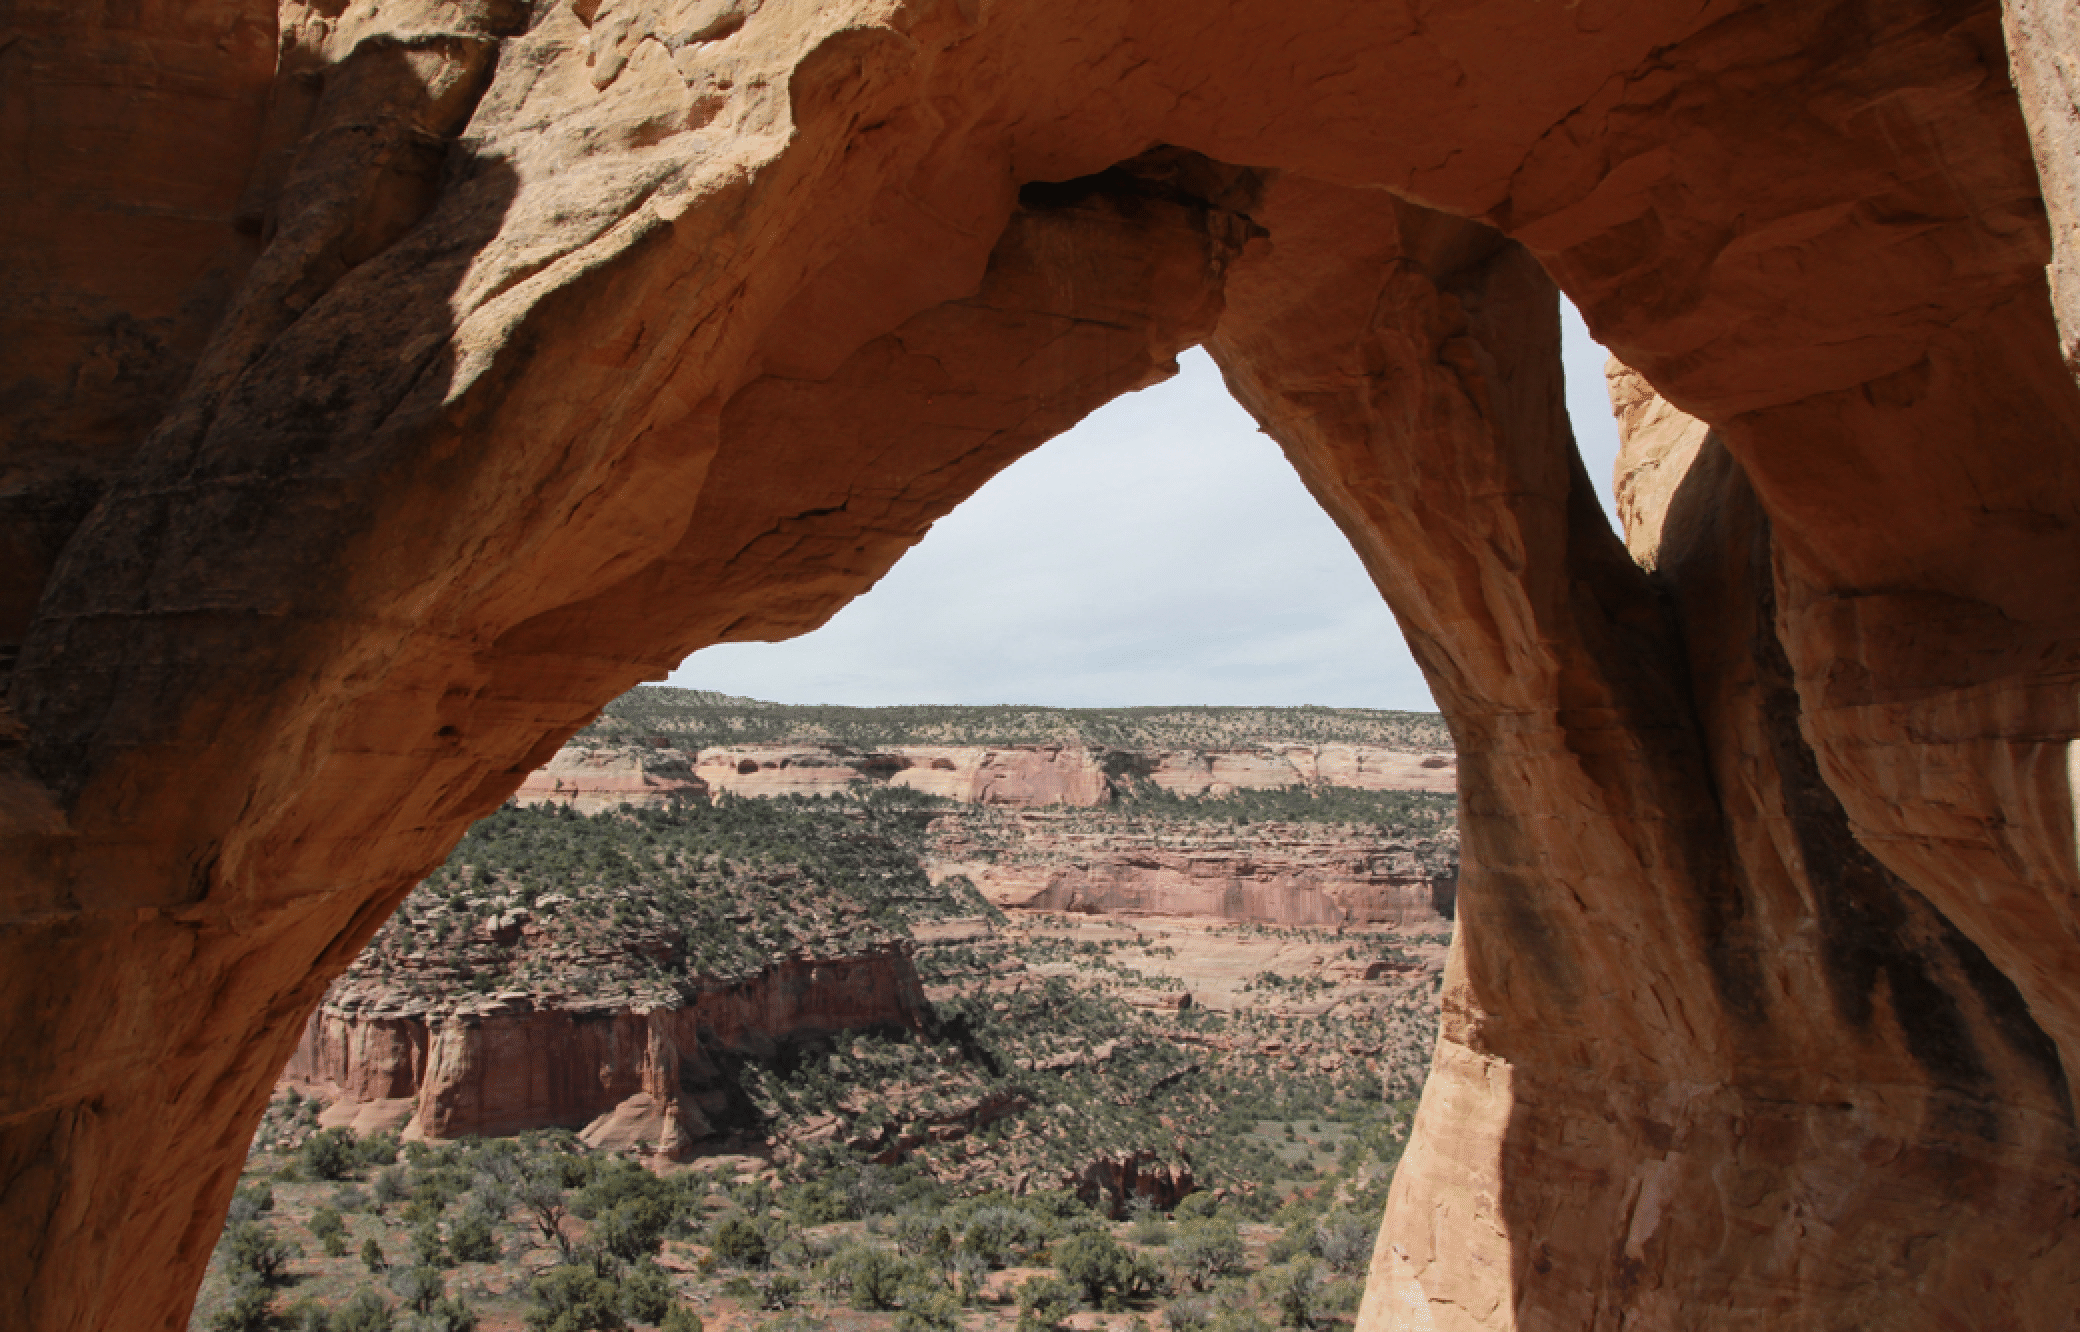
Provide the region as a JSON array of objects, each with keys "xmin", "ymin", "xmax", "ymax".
[{"xmin": 0, "ymin": 29, "xmax": 526, "ymax": 1332}]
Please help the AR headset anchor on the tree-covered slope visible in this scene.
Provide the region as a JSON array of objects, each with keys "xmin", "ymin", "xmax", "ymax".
[{"xmin": 578, "ymin": 686, "xmax": 1453, "ymax": 753}]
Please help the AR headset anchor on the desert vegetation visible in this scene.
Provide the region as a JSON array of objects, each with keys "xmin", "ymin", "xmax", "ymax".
[
  {"xmin": 578, "ymin": 688, "xmax": 1452, "ymax": 754},
  {"xmin": 201, "ymin": 1092, "xmax": 1410, "ymax": 1332},
  {"xmin": 222, "ymin": 719, "xmax": 1449, "ymax": 1330}
]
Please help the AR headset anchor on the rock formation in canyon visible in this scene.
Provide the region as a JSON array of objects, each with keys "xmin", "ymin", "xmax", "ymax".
[
  {"xmin": 511, "ymin": 695, "xmax": 1459, "ymax": 810},
  {"xmin": 285, "ymin": 948, "xmax": 927, "ymax": 1156},
  {"xmin": 515, "ymin": 742, "xmax": 711, "ymax": 813},
  {"xmin": 7, "ymin": 1, "xmax": 2080, "ymax": 1331},
  {"xmin": 927, "ymin": 810, "xmax": 1455, "ymax": 928}
]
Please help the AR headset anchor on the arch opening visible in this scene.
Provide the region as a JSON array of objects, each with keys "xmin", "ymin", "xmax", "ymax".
[{"xmin": 9, "ymin": 2, "xmax": 2080, "ymax": 1328}]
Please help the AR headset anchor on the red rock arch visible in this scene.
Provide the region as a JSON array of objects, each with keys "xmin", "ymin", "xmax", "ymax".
[{"xmin": 7, "ymin": 0, "xmax": 2080, "ymax": 1328}]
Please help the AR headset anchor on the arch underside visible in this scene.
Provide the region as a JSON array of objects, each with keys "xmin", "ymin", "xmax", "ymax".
[{"xmin": 5, "ymin": 0, "xmax": 2080, "ymax": 1328}]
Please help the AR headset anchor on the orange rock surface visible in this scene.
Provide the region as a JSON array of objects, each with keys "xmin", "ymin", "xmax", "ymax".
[
  {"xmin": 6, "ymin": 0, "xmax": 2080, "ymax": 1329},
  {"xmin": 513, "ymin": 743, "xmax": 710, "ymax": 812},
  {"xmin": 283, "ymin": 949, "xmax": 927, "ymax": 1158},
  {"xmin": 518, "ymin": 736, "xmax": 1456, "ymax": 808},
  {"xmin": 927, "ymin": 812, "xmax": 1454, "ymax": 928}
]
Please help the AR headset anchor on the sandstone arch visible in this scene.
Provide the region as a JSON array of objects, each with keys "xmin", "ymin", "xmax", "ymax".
[{"xmin": 7, "ymin": 0, "xmax": 2080, "ymax": 1328}]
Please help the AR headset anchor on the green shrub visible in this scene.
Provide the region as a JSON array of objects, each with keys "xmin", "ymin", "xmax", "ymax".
[
  {"xmin": 1259, "ymin": 1259, "xmax": 1326, "ymax": 1329},
  {"xmin": 595, "ymin": 1197, "xmax": 673, "ymax": 1263},
  {"xmin": 448, "ymin": 1211, "xmax": 500, "ymax": 1264},
  {"xmin": 228, "ymin": 1183, "xmax": 276, "ymax": 1225},
  {"xmin": 620, "ymin": 1259, "xmax": 677, "ymax": 1322},
  {"xmin": 332, "ymin": 1289, "xmax": 395, "ymax": 1332},
  {"xmin": 726, "ymin": 1269, "xmax": 803, "ymax": 1312},
  {"xmin": 519, "ymin": 1177, "xmax": 577, "ymax": 1261},
  {"xmin": 391, "ymin": 1266, "xmax": 447, "ymax": 1314},
  {"xmin": 360, "ymin": 1237, "xmax": 387, "ymax": 1273},
  {"xmin": 660, "ymin": 1307, "xmax": 705, "ymax": 1332},
  {"xmin": 282, "ymin": 1296, "xmax": 333, "ymax": 1332},
  {"xmin": 1173, "ymin": 1194, "xmax": 1219, "ymax": 1223},
  {"xmin": 373, "ymin": 1167, "xmax": 409, "ymax": 1209},
  {"xmin": 526, "ymin": 1265, "xmax": 627, "ymax": 1332},
  {"xmin": 223, "ymin": 1222, "xmax": 297, "ymax": 1286},
  {"xmin": 358, "ymin": 1134, "xmax": 403, "ymax": 1171},
  {"xmin": 709, "ymin": 1215, "xmax": 772, "ymax": 1270},
  {"xmin": 409, "ymin": 1221, "xmax": 449, "ymax": 1268},
  {"xmin": 302, "ymin": 1129, "xmax": 360, "ymax": 1182},
  {"xmin": 838, "ymin": 1247, "xmax": 912, "ymax": 1311},
  {"xmin": 416, "ymin": 1298, "xmax": 480, "ymax": 1332},
  {"xmin": 1053, "ymin": 1230, "xmax": 1158, "ymax": 1309},
  {"xmin": 309, "ymin": 1207, "xmax": 345, "ymax": 1242},
  {"xmin": 1312, "ymin": 1212, "xmax": 1376, "ymax": 1276},
  {"xmin": 1169, "ymin": 1222, "xmax": 1245, "ymax": 1291},
  {"xmin": 208, "ymin": 1285, "xmax": 277, "ymax": 1332},
  {"xmin": 938, "ymin": 1251, "xmax": 983, "ymax": 1307},
  {"xmin": 961, "ymin": 1207, "xmax": 1044, "ymax": 1269},
  {"xmin": 893, "ymin": 1209, "xmax": 951, "ymax": 1261},
  {"xmin": 895, "ymin": 1284, "xmax": 963, "ymax": 1332},
  {"xmin": 1015, "ymin": 1275, "xmax": 1078, "ymax": 1332}
]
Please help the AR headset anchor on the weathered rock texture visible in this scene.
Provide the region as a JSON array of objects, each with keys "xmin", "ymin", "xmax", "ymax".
[
  {"xmin": 513, "ymin": 743, "xmax": 709, "ymax": 812},
  {"xmin": 701, "ymin": 741, "xmax": 1115, "ymax": 804},
  {"xmin": 1128, "ymin": 745, "xmax": 1456, "ymax": 798},
  {"xmin": 282, "ymin": 947, "xmax": 927, "ymax": 1156},
  {"xmin": 7, "ymin": 1, "xmax": 2080, "ymax": 1330},
  {"xmin": 519, "ymin": 736, "xmax": 1455, "ymax": 808},
  {"xmin": 927, "ymin": 812, "xmax": 1455, "ymax": 927}
]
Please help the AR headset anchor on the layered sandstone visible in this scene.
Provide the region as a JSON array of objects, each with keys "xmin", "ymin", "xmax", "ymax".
[
  {"xmin": 8, "ymin": 1, "xmax": 2080, "ymax": 1331},
  {"xmin": 1132, "ymin": 746, "xmax": 1455, "ymax": 798},
  {"xmin": 513, "ymin": 743, "xmax": 709, "ymax": 813},
  {"xmin": 283, "ymin": 948, "xmax": 927, "ymax": 1157},
  {"xmin": 695, "ymin": 742, "xmax": 1115, "ymax": 804},
  {"xmin": 521, "ymin": 736, "xmax": 1455, "ymax": 810},
  {"xmin": 927, "ymin": 812, "xmax": 1455, "ymax": 928}
]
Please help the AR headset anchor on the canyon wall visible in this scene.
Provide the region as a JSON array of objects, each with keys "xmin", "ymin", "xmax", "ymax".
[
  {"xmin": 7, "ymin": 1, "xmax": 2080, "ymax": 1330},
  {"xmin": 283, "ymin": 947, "xmax": 927, "ymax": 1157},
  {"xmin": 514, "ymin": 744, "xmax": 710, "ymax": 813},
  {"xmin": 517, "ymin": 738, "xmax": 1456, "ymax": 809},
  {"xmin": 928, "ymin": 813, "xmax": 1453, "ymax": 928}
]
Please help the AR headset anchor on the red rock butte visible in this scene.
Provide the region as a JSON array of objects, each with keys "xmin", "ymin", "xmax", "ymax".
[{"xmin": 4, "ymin": 0, "xmax": 2080, "ymax": 1328}]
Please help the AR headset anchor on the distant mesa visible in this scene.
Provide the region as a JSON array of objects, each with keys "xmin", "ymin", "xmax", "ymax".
[
  {"xmin": 284, "ymin": 691, "xmax": 1460, "ymax": 1165},
  {"xmin": 514, "ymin": 688, "xmax": 1458, "ymax": 814}
]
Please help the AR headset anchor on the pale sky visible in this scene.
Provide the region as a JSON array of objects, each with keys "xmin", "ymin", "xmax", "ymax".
[{"xmin": 669, "ymin": 301, "xmax": 1620, "ymax": 711}]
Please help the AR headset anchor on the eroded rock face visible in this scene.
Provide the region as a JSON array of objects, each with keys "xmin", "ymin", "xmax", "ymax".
[
  {"xmin": 695, "ymin": 742, "xmax": 1115, "ymax": 804},
  {"xmin": 927, "ymin": 812, "xmax": 1454, "ymax": 928},
  {"xmin": 283, "ymin": 949, "xmax": 927, "ymax": 1157},
  {"xmin": 522, "ymin": 736, "xmax": 1456, "ymax": 808},
  {"xmin": 513, "ymin": 743, "xmax": 710, "ymax": 812},
  {"xmin": 7, "ymin": 0, "xmax": 2080, "ymax": 1329}
]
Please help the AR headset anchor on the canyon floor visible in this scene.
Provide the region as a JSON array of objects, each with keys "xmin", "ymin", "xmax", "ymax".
[
  {"xmin": 198, "ymin": 902, "xmax": 1444, "ymax": 1332},
  {"xmin": 193, "ymin": 694, "xmax": 1455, "ymax": 1332}
]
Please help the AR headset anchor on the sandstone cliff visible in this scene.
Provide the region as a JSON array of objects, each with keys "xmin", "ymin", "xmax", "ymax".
[
  {"xmin": 284, "ymin": 949, "xmax": 926, "ymax": 1158},
  {"xmin": 11, "ymin": 1, "xmax": 2080, "ymax": 1330},
  {"xmin": 514, "ymin": 743, "xmax": 710, "ymax": 813},
  {"xmin": 271, "ymin": 792, "xmax": 970, "ymax": 1156},
  {"xmin": 581, "ymin": 689, "xmax": 1454, "ymax": 754},
  {"xmin": 517, "ymin": 735, "xmax": 1455, "ymax": 811},
  {"xmin": 927, "ymin": 811, "xmax": 1455, "ymax": 928}
]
